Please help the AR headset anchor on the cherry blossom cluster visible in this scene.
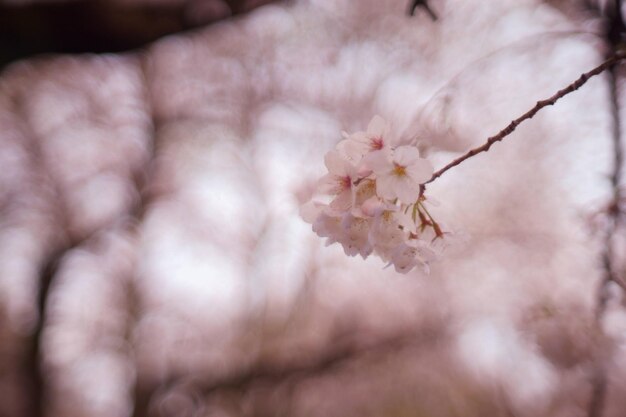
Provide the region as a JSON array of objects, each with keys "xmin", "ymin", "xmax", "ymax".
[{"xmin": 302, "ymin": 116, "xmax": 451, "ymax": 274}]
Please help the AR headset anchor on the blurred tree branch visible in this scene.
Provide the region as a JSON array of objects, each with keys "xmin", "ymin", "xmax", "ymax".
[
  {"xmin": 0, "ymin": 0, "xmax": 280, "ymax": 68},
  {"xmin": 163, "ymin": 323, "xmax": 447, "ymax": 406},
  {"xmin": 13, "ymin": 94, "xmax": 72, "ymax": 417},
  {"xmin": 408, "ymin": 0, "xmax": 437, "ymax": 20},
  {"xmin": 128, "ymin": 58, "xmax": 161, "ymax": 417},
  {"xmin": 587, "ymin": 2, "xmax": 625, "ymax": 416}
]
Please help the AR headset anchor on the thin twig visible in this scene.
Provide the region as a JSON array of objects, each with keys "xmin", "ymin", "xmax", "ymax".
[{"xmin": 426, "ymin": 53, "xmax": 626, "ymax": 184}]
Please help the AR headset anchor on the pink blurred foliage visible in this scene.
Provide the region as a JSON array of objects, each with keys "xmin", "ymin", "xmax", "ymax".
[{"xmin": 1, "ymin": 1, "xmax": 626, "ymax": 417}]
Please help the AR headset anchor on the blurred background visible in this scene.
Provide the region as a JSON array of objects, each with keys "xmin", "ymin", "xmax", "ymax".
[{"xmin": 2, "ymin": 0, "xmax": 626, "ymax": 416}]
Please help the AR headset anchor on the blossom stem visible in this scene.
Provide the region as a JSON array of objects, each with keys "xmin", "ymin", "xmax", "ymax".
[{"xmin": 417, "ymin": 201, "xmax": 443, "ymax": 237}]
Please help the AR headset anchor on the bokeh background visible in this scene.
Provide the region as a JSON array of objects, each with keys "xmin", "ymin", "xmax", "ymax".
[{"xmin": 2, "ymin": 0, "xmax": 626, "ymax": 416}]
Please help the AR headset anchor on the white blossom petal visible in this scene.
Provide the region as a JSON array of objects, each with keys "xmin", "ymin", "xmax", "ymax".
[
  {"xmin": 337, "ymin": 138, "xmax": 367, "ymax": 162},
  {"xmin": 330, "ymin": 189, "xmax": 353, "ymax": 211},
  {"xmin": 367, "ymin": 115, "xmax": 387, "ymax": 137},
  {"xmin": 376, "ymin": 174, "xmax": 397, "ymax": 200},
  {"xmin": 393, "ymin": 176, "xmax": 421, "ymax": 204},
  {"xmin": 300, "ymin": 201, "xmax": 323, "ymax": 224},
  {"xmin": 368, "ymin": 149, "xmax": 393, "ymax": 174},
  {"xmin": 405, "ymin": 159, "xmax": 434, "ymax": 184},
  {"xmin": 393, "ymin": 146, "xmax": 421, "ymax": 166},
  {"xmin": 324, "ymin": 150, "xmax": 352, "ymax": 176}
]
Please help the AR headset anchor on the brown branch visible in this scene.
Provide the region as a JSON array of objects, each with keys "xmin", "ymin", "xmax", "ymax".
[{"xmin": 426, "ymin": 53, "xmax": 626, "ymax": 185}]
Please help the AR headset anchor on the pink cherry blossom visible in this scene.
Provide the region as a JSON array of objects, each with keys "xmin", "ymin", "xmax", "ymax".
[
  {"xmin": 368, "ymin": 210, "xmax": 410, "ymax": 262},
  {"xmin": 301, "ymin": 115, "xmax": 455, "ymax": 275},
  {"xmin": 317, "ymin": 150, "xmax": 357, "ymax": 211},
  {"xmin": 370, "ymin": 146, "xmax": 433, "ymax": 204},
  {"xmin": 336, "ymin": 115, "xmax": 391, "ymax": 162},
  {"xmin": 390, "ymin": 240, "xmax": 437, "ymax": 274},
  {"xmin": 311, "ymin": 210, "xmax": 344, "ymax": 246},
  {"xmin": 339, "ymin": 214, "xmax": 373, "ymax": 258}
]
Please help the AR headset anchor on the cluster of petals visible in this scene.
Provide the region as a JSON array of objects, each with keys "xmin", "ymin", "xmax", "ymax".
[{"xmin": 302, "ymin": 115, "xmax": 451, "ymax": 274}]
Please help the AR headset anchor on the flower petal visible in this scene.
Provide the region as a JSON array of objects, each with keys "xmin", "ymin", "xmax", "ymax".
[
  {"xmin": 367, "ymin": 149, "xmax": 393, "ymax": 175},
  {"xmin": 330, "ymin": 190, "xmax": 353, "ymax": 211},
  {"xmin": 367, "ymin": 115, "xmax": 387, "ymax": 137},
  {"xmin": 317, "ymin": 173, "xmax": 341, "ymax": 194},
  {"xmin": 300, "ymin": 201, "xmax": 323, "ymax": 223},
  {"xmin": 324, "ymin": 150, "xmax": 351, "ymax": 175},
  {"xmin": 337, "ymin": 138, "xmax": 367, "ymax": 162},
  {"xmin": 376, "ymin": 174, "xmax": 397, "ymax": 200},
  {"xmin": 393, "ymin": 146, "xmax": 421, "ymax": 166},
  {"xmin": 406, "ymin": 159, "xmax": 434, "ymax": 184},
  {"xmin": 393, "ymin": 176, "xmax": 421, "ymax": 204}
]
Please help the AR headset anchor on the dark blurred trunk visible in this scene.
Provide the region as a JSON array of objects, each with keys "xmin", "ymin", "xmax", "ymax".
[{"xmin": 0, "ymin": 0, "xmax": 279, "ymax": 68}]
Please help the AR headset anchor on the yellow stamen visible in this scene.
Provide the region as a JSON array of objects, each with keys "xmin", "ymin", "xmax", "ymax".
[{"xmin": 393, "ymin": 164, "xmax": 406, "ymax": 177}]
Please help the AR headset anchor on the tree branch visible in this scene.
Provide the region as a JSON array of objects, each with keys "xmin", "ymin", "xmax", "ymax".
[
  {"xmin": 426, "ymin": 53, "xmax": 626, "ymax": 185},
  {"xmin": 587, "ymin": 3, "xmax": 626, "ymax": 417}
]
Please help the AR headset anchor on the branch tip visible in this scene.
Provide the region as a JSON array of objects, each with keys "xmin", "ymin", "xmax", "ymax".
[{"xmin": 426, "ymin": 53, "xmax": 626, "ymax": 184}]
